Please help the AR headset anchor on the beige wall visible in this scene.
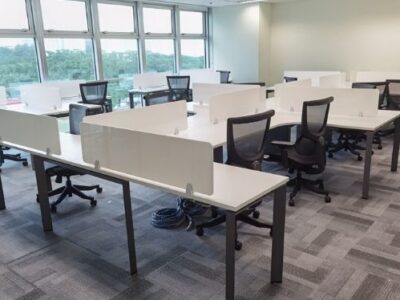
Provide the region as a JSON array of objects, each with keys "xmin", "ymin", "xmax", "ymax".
[{"xmin": 269, "ymin": 0, "xmax": 400, "ymax": 84}]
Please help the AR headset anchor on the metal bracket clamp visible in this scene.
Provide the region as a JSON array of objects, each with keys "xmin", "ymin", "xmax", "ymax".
[
  {"xmin": 94, "ymin": 160, "xmax": 100, "ymax": 169},
  {"xmin": 46, "ymin": 147, "xmax": 51, "ymax": 156},
  {"xmin": 186, "ymin": 183, "xmax": 194, "ymax": 196}
]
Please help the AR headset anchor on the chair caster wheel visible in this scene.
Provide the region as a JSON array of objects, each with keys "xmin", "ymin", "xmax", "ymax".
[
  {"xmin": 357, "ymin": 156, "xmax": 363, "ymax": 161},
  {"xmin": 196, "ymin": 227, "xmax": 204, "ymax": 236},
  {"xmin": 235, "ymin": 241, "xmax": 242, "ymax": 251},
  {"xmin": 328, "ymin": 153, "xmax": 333, "ymax": 158},
  {"xmin": 378, "ymin": 145, "xmax": 383, "ymax": 150},
  {"xmin": 96, "ymin": 187, "xmax": 103, "ymax": 193},
  {"xmin": 325, "ymin": 195, "xmax": 331, "ymax": 203},
  {"xmin": 288, "ymin": 199, "xmax": 295, "ymax": 207},
  {"xmin": 51, "ymin": 205, "xmax": 57, "ymax": 213},
  {"xmin": 22, "ymin": 161, "xmax": 28, "ymax": 167},
  {"xmin": 90, "ymin": 200, "xmax": 97, "ymax": 207},
  {"xmin": 253, "ymin": 210, "xmax": 260, "ymax": 219}
]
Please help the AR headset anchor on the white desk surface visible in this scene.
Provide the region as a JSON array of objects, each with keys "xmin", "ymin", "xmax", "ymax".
[
  {"xmin": 130, "ymin": 85, "xmax": 169, "ymax": 94},
  {"xmin": 3, "ymin": 133, "xmax": 287, "ymax": 212}
]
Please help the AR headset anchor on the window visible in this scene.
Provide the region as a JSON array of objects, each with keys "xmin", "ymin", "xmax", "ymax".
[
  {"xmin": 44, "ymin": 38, "xmax": 95, "ymax": 80},
  {"xmin": 143, "ymin": 7, "xmax": 172, "ymax": 34},
  {"xmin": 0, "ymin": 0, "xmax": 29, "ymax": 30},
  {"xmin": 98, "ymin": 3, "xmax": 134, "ymax": 33},
  {"xmin": 145, "ymin": 39, "xmax": 175, "ymax": 72},
  {"xmin": 40, "ymin": 0, "xmax": 88, "ymax": 32},
  {"xmin": 0, "ymin": 38, "xmax": 39, "ymax": 102},
  {"xmin": 101, "ymin": 39, "xmax": 139, "ymax": 105},
  {"xmin": 180, "ymin": 11, "xmax": 204, "ymax": 35},
  {"xmin": 180, "ymin": 39, "xmax": 205, "ymax": 70}
]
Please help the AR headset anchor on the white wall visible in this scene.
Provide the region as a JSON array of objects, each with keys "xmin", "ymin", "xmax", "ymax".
[{"xmin": 268, "ymin": 0, "xmax": 400, "ymax": 84}]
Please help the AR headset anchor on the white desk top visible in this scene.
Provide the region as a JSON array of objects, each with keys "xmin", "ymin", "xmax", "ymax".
[
  {"xmin": 129, "ymin": 85, "xmax": 169, "ymax": 94},
  {"xmin": 2, "ymin": 133, "xmax": 288, "ymax": 212}
]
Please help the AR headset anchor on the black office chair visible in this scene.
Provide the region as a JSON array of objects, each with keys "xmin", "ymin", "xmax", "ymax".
[
  {"xmin": 217, "ymin": 70, "xmax": 231, "ymax": 84},
  {"xmin": 167, "ymin": 76, "xmax": 191, "ymax": 102},
  {"xmin": 386, "ymin": 80, "xmax": 400, "ymax": 110},
  {"xmin": 328, "ymin": 83, "xmax": 377, "ymax": 161},
  {"xmin": 80, "ymin": 81, "xmax": 112, "ymax": 113},
  {"xmin": 144, "ymin": 90, "xmax": 172, "ymax": 106},
  {"xmin": 0, "ymin": 146, "xmax": 28, "ymax": 169},
  {"xmin": 273, "ymin": 97, "xmax": 333, "ymax": 206},
  {"xmin": 284, "ymin": 76, "xmax": 298, "ymax": 83},
  {"xmin": 38, "ymin": 104, "xmax": 103, "ymax": 213},
  {"xmin": 196, "ymin": 110, "xmax": 276, "ymax": 251}
]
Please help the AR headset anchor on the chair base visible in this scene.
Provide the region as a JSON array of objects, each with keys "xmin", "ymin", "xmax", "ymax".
[
  {"xmin": 328, "ymin": 133, "xmax": 366, "ymax": 161},
  {"xmin": 36, "ymin": 177, "xmax": 102, "ymax": 213},
  {"xmin": 195, "ymin": 206, "xmax": 273, "ymax": 251},
  {"xmin": 0, "ymin": 146, "xmax": 29, "ymax": 168},
  {"xmin": 288, "ymin": 171, "xmax": 330, "ymax": 207}
]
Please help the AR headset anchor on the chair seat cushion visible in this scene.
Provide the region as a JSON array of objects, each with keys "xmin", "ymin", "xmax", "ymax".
[
  {"xmin": 45, "ymin": 165, "xmax": 83, "ymax": 177},
  {"xmin": 286, "ymin": 147, "xmax": 322, "ymax": 174}
]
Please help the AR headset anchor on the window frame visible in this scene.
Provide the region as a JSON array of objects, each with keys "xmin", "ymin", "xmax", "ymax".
[
  {"xmin": 0, "ymin": 0, "xmax": 35, "ymax": 35},
  {"xmin": 141, "ymin": 4, "xmax": 175, "ymax": 37}
]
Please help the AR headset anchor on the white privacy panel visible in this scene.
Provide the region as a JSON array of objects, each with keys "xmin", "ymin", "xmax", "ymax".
[
  {"xmin": 83, "ymin": 100, "xmax": 188, "ymax": 135},
  {"xmin": 180, "ymin": 69, "xmax": 220, "ymax": 87},
  {"xmin": 0, "ymin": 109, "xmax": 61, "ymax": 155},
  {"xmin": 192, "ymin": 83, "xmax": 259, "ymax": 105},
  {"xmin": 356, "ymin": 71, "xmax": 400, "ymax": 82},
  {"xmin": 0, "ymin": 87, "xmax": 6, "ymax": 106},
  {"xmin": 81, "ymin": 124, "xmax": 214, "ymax": 195},
  {"xmin": 133, "ymin": 72, "xmax": 170, "ymax": 89},
  {"xmin": 319, "ymin": 73, "xmax": 346, "ymax": 88},
  {"xmin": 20, "ymin": 84, "xmax": 62, "ymax": 111},
  {"xmin": 276, "ymin": 87, "xmax": 379, "ymax": 117},
  {"xmin": 42, "ymin": 80, "xmax": 84, "ymax": 99},
  {"xmin": 274, "ymin": 79, "xmax": 312, "ymax": 96},
  {"xmin": 209, "ymin": 87, "xmax": 265, "ymax": 123},
  {"xmin": 284, "ymin": 71, "xmax": 342, "ymax": 86}
]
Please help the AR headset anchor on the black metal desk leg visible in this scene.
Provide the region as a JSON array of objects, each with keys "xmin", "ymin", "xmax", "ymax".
[
  {"xmin": 129, "ymin": 91, "xmax": 135, "ymax": 109},
  {"xmin": 32, "ymin": 155, "xmax": 53, "ymax": 232},
  {"xmin": 391, "ymin": 118, "xmax": 400, "ymax": 172},
  {"xmin": 225, "ymin": 211, "xmax": 236, "ymax": 300},
  {"xmin": 362, "ymin": 132, "xmax": 374, "ymax": 199},
  {"xmin": 122, "ymin": 181, "xmax": 137, "ymax": 275},
  {"xmin": 0, "ymin": 174, "xmax": 5, "ymax": 210},
  {"xmin": 271, "ymin": 185, "xmax": 286, "ymax": 284}
]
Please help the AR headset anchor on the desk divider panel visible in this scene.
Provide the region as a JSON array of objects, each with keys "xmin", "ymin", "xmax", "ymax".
[
  {"xmin": 180, "ymin": 69, "xmax": 220, "ymax": 87},
  {"xmin": 192, "ymin": 83, "xmax": 259, "ymax": 105},
  {"xmin": 208, "ymin": 87, "xmax": 265, "ymax": 124},
  {"xmin": 83, "ymin": 100, "xmax": 188, "ymax": 135},
  {"xmin": 274, "ymin": 79, "xmax": 312, "ymax": 93},
  {"xmin": 0, "ymin": 109, "xmax": 61, "ymax": 155},
  {"xmin": 42, "ymin": 80, "xmax": 84, "ymax": 99},
  {"xmin": 276, "ymin": 87, "xmax": 379, "ymax": 117},
  {"xmin": 284, "ymin": 71, "xmax": 342, "ymax": 86},
  {"xmin": 0, "ymin": 87, "xmax": 6, "ymax": 106},
  {"xmin": 20, "ymin": 84, "xmax": 62, "ymax": 110},
  {"xmin": 80, "ymin": 124, "xmax": 214, "ymax": 195},
  {"xmin": 356, "ymin": 71, "xmax": 400, "ymax": 82},
  {"xmin": 133, "ymin": 72, "xmax": 170, "ymax": 89},
  {"xmin": 319, "ymin": 73, "xmax": 346, "ymax": 88}
]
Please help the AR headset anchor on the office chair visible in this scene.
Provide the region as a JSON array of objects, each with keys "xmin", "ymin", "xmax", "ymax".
[
  {"xmin": 196, "ymin": 110, "xmax": 276, "ymax": 251},
  {"xmin": 80, "ymin": 81, "xmax": 112, "ymax": 112},
  {"xmin": 284, "ymin": 76, "xmax": 298, "ymax": 83},
  {"xmin": 0, "ymin": 146, "xmax": 28, "ymax": 169},
  {"xmin": 167, "ymin": 76, "xmax": 191, "ymax": 102},
  {"xmin": 386, "ymin": 80, "xmax": 400, "ymax": 110},
  {"xmin": 273, "ymin": 97, "xmax": 333, "ymax": 206},
  {"xmin": 217, "ymin": 70, "xmax": 231, "ymax": 84},
  {"xmin": 328, "ymin": 83, "xmax": 377, "ymax": 161},
  {"xmin": 38, "ymin": 104, "xmax": 103, "ymax": 213},
  {"xmin": 144, "ymin": 90, "xmax": 172, "ymax": 106}
]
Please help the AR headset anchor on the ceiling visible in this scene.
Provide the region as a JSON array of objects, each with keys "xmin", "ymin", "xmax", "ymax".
[{"xmin": 143, "ymin": 0, "xmax": 295, "ymax": 7}]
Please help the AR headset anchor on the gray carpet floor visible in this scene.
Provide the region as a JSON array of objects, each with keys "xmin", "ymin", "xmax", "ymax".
[{"xmin": 1, "ymin": 137, "xmax": 400, "ymax": 300}]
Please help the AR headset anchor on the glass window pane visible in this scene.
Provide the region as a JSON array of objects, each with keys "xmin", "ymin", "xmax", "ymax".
[
  {"xmin": 0, "ymin": 0, "xmax": 29, "ymax": 30},
  {"xmin": 145, "ymin": 39, "xmax": 175, "ymax": 72},
  {"xmin": 98, "ymin": 3, "xmax": 134, "ymax": 33},
  {"xmin": 41, "ymin": 0, "xmax": 88, "ymax": 31},
  {"xmin": 44, "ymin": 38, "xmax": 95, "ymax": 81},
  {"xmin": 180, "ymin": 11, "xmax": 204, "ymax": 35},
  {"xmin": 0, "ymin": 38, "xmax": 39, "ymax": 103},
  {"xmin": 180, "ymin": 39, "xmax": 205, "ymax": 70},
  {"xmin": 143, "ymin": 7, "xmax": 172, "ymax": 34},
  {"xmin": 101, "ymin": 39, "xmax": 139, "ymax": 106}
]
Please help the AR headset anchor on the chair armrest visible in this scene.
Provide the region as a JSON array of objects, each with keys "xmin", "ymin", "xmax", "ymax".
[{"xmin": 271, "ymin": 140, "xmax": 295, "ymax": 148}]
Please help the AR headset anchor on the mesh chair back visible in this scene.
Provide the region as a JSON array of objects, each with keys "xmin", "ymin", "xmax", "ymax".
[
  {"xmin": 227, "ymin": 110, "xmax": 275, "ymax": 170},
  {"xmin": 217, "ymin": 70, "xmax": 231, "ymax": 84},
  {"xmin": 352, "ymin": 82, "xmax": 376, "ymax": 89},
  {"xmin": 386, "ymin": 80, "xmax": 400, "ymax": 110},
  {"xmin": 144, "ymin": 90, "xmax": 171, "ymax": 106},
  {"xmin": 284, "ymin": 76, "xmax": 298, "ymax": 83},
  {"xmin": 167, "ymin": 76, "xmax": 190, "ymax": 101},
  {"xmin": 80, "ymin": 81, "xmax": 108, "ymax": 105},
  {"xmin": 69, "ymin": 104, "xmax": 102, "ymax": 135}
]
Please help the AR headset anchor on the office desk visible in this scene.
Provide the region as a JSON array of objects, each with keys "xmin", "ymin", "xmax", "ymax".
[
  {"xmin": 128, "ymin": 86, "xmax": 169, "ymax": 108},
  {"xmin": 0, "ymin": 132, "xmax": 288, "ymax": 300},
  {"xmin": 183, "ymin": 101, "xmax": 400, "ymax": 199}
]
